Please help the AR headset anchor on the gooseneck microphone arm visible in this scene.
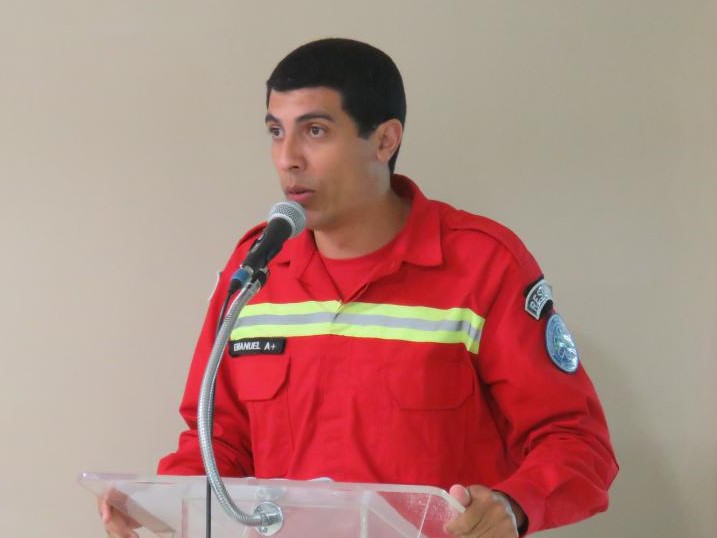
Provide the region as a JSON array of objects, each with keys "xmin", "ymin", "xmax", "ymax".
[
  {"xmin": 196, "ymin": 201, "xmax": 305, "ymax": 536},
  {"xmin": 197, "ymin": 275, "xmax": 283, "ymax": 536}
]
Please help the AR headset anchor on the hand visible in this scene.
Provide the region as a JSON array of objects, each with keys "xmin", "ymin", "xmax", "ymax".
[
  {"xmin": 98, "ymin": 495, "xmax": 141, "ymax": 538},
  {"xmin": 444, "ymin": 484, "xmax": 525, "ymax": 538}
]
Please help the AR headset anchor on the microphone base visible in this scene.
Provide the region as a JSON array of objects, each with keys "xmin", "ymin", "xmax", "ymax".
[{"xmin": 254, "ymin": 502, "xmax": 284, "ymax": 536}]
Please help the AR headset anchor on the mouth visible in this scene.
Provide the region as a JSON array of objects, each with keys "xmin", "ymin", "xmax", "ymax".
[{"xmin": 285, "ymin": 186, "xmax": 315, "ymax": 204}]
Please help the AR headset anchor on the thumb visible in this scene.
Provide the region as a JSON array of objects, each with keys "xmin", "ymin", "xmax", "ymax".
[{"xmin": 448, "ymin": 484, "xmax": 472, "ymax": 507}]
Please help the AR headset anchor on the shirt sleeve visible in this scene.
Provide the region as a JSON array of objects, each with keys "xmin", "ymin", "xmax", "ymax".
[{"xmin": 476, "ymin": 255, "xmax": 619, "ymax": 534}]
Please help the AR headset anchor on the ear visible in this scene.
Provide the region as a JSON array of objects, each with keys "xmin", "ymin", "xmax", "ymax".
[{"xmin": 374, "ymin": 119, "xmax": 403, "ymax": 165}]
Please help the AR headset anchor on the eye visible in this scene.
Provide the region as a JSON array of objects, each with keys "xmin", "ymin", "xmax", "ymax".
[
  {"xmin": 267, "ymin": 125, "xmax": 283, "ymax": 139},
  {"xmin": 308, "ymin": 124, "xmax": 326, "ymax": 138}
]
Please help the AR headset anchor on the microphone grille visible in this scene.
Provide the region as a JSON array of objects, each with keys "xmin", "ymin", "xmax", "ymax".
[{"xmin": 268, "ymin": 201, "xmax": 306, "ymax": 238}]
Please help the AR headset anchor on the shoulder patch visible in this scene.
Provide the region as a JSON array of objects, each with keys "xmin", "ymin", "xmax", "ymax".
[
  {"xmin": 545, "ymin": 313, "xmax": 579, "ymax": 373},
  {"xmin": 524, "ymin": 277, "xmax": 553, "ymax": 320}
]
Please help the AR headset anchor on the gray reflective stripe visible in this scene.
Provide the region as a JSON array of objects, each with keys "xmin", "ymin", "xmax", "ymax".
[
  {"xmin": 238, "ymin": 312, "xmax": 480, "ymax": 340},
  {"xmin": 230, "ymin": 301, "xmax": 485, "ymax": 353}
]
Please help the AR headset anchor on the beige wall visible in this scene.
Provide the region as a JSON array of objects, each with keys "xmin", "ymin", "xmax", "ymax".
[{"xmin": 1, "ymin": 1, "xmax": 715, "ymax": 536}]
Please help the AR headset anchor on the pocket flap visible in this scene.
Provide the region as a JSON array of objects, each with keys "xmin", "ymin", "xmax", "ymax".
[{"xmin": 232, "ymin": 355, "xmax": 290, "ymax": 401}]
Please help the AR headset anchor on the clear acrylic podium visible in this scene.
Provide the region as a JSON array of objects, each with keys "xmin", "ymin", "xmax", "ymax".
[{"xmin": 80, "ymin": 472, "xmax": 464, "ymax": 538}]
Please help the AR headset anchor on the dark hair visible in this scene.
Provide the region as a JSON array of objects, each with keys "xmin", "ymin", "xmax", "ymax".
[{"xmin": 266, "ymin": 38, "xmax": 406, "ymax": 173}]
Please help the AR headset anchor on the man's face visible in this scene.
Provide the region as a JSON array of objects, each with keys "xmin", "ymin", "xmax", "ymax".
[{"xmin": 265, "ymin": 87, "xmax": 385, "ymax": 232}]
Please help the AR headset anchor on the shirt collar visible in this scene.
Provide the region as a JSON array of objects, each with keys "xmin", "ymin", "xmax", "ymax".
[{"xmin": 275, "ymin": 174, "xmax": 443, "ymax": 278}]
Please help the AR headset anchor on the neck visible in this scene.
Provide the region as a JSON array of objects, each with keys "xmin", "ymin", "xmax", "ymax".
[{"xmin": 314, "ymin": 189, "xmax": 410, "ymax": 259}]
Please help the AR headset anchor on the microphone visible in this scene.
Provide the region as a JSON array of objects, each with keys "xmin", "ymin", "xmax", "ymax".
[{"xmin": 230, "ymin": 201, "xmax": 306, "ymax": 289}]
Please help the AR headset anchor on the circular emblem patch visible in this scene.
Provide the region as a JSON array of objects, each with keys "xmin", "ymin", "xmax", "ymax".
[{"xmin": 545, "ymin": 313, "xmax": 579, "ymax": 373}]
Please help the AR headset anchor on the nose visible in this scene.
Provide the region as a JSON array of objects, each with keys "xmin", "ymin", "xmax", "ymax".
[{"xmin": 274, "ymin": 132, "xmax": 305, "ymax": 172}]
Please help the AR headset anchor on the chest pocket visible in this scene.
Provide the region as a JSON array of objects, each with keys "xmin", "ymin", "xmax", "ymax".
[
  {"xmin": 380, "ymin": 353, "xmax": 476, "ymax": 485},
  {"xmin": 231, "ymin": 355, "xmax": 292, "ymax": 477}
]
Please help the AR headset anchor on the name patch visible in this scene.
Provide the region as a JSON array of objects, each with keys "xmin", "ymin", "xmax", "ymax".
[
  {"xmin": 525, "ymin": 278, "xmax": 553, "ymax": 320},
  {"xmin": 229, "ymin": 337, "xmax": 286, "ymax": 356}
]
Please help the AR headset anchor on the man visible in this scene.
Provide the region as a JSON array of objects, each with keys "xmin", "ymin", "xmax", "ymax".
[{"xmin": 101, "ymin": 38, "xmax": 618, "ymax": 537}]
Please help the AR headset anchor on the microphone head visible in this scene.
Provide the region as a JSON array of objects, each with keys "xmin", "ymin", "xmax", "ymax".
[{"xmin": 267, "ymin": 201, "xmax": 306, "ymax": 238}]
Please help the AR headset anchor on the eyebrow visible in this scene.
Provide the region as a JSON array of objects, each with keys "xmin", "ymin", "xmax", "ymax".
[{"xmin": 264, "ymin": 112, "xmax": 336, "ymax": 125}]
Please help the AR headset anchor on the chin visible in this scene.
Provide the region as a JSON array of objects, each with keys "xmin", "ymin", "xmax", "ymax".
[{"xmin": 302, "ymin": 213, "xmax": 321, "ymax": 232}]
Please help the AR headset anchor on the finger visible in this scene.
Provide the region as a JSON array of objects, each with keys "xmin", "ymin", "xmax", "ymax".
[
  {"xmin": 98, "ymin": 498, "xmax": 112, "ymax": 524},
  {"xmin": 101, "ymin": 506, "xmax": 139, "ymax": 538},
  {"xmin": 448, "ymin": 484, "xmax": 472, "ymax": 507},
  {"xmin": 105, "ymin": 517, "xmax": 139, "ymax": 538},
  {"xmin": 445, "ymin": 486, "xmax": 485, "ymax": 536},
  {"xmin": 444, "ymin": 509, "xmax": 482, "ymax": 537},
  {"xmin": 465, "ymin": 493, "xmax": 519, "ymax": 538},
  {"xmin": 109, "ymin": 518, "xmax": 139, "ymax": 538},
  {"xmin": 445, "ymin": 486, "xmax": 508, "ymax": 537}
]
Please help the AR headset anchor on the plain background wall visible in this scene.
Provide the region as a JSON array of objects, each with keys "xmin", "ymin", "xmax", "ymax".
[{"xmin": 1, "ymin": 1, "xmax": 715, "ymax": 536}]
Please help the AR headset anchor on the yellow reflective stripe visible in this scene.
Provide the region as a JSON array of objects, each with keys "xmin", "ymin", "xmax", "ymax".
[
  {"xmin": 231, "ymin": 301, "xmax": 484, "ymax": 353},
  {"xmin": 241, "ymin": 301, "xmax": 483, "ymax": 328},
  {"xmin": 342, "ymin": 302, "xmax": 482, "ymax": 329},
  {"xmin": 241, "ymin": 301, "xmax": 341, "ymax": 316}
]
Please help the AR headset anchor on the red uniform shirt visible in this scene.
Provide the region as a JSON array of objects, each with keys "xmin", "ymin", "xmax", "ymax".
[{"xmin": 158, "ymin": 175, "xmax": 618, "ymax": 534}]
